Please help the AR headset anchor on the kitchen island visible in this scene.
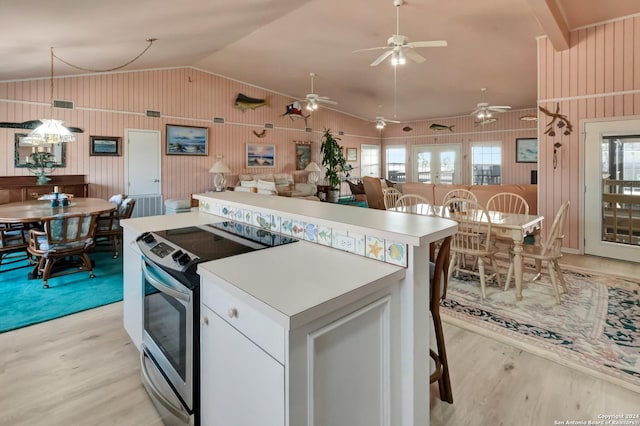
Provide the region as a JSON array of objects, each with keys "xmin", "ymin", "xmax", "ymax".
[{"xmin": 122, "ymin": 192, "xmax": 457, "ymax": 426}]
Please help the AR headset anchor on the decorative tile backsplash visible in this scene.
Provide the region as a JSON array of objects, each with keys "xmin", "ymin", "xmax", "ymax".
[{"xmin": 198, "ymin": 199, "xmax": 408, "ymax": 268}]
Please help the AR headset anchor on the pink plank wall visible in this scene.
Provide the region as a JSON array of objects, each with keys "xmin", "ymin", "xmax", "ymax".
[
  {"xmin": 380, "ymin": 109, "xmax": 538, "ymax": 185},
  {"xmin": 538, "ymin": 15, "xmax": 640, "ymax": 251},
  {"xmin": 0, "ymin": 68, "xmax": 379, "ymax": 201}
]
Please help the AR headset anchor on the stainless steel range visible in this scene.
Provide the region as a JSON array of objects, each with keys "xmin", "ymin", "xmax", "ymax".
[{"xmin": 136, "ymin": 221, "xmax": 297, "ymax": 426}]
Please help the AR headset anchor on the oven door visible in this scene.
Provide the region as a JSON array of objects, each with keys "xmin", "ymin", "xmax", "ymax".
[{"xmin": 141, "ymin": 257, "xmax": 193, "ymax": 412}]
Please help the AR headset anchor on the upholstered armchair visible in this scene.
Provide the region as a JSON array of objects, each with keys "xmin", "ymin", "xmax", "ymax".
[{"xmin": 28, "ymin": 212, "xmax": 99, "ymax": 289}]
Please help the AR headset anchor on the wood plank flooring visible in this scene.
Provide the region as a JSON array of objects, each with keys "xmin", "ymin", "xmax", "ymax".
[{"xmin": 1, "ymin": 253, "xmax": 638, "ymax": 425}]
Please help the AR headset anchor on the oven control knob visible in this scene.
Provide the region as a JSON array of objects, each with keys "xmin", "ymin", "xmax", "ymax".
[
  {"xmin": 171, "ymin": 250, "xmax": 184, "ymax": 261},
  {"xmin": 228, "ymin": 308, "xmax": 238, "ymax": 318},
  {"xmin": 142, "ymin": 233, "xmax": 156, "ymax": 244},
  {"xmin": 201, "ymin": 316, "xmax": 209, "ymax": 326},
  {"xmin": 177, "ymin": 253, "xmax": 191, "ymax": 266}
]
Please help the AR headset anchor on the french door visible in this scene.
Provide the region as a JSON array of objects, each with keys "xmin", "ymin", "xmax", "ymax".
[
  {"xmin": 411, "ymin": 144, "xmax": 461, "ymax": 184},
  {"xmin": 584, "ymin": 119, "xmax": 640, "ymax": 262}
]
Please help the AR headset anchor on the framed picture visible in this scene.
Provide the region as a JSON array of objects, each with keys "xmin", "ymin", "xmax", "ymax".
[
  {"xmin": 166, "ymin": 124, "xmax": 208, "ymax": 155},
  {"xmin": 346, "ymin": 147, "xmax": 357, "ymax": 161},
  {"xmin": 295, "ymin": 141, "xmax": 311, "ymax": 170},
  {"xmin": 247, "ymin": 143, "xmax": 275, "ymax": 167},
  {"xmin": 516, "ymin": 138, "xmax": 538, "ymax": 163},
  {"xmin": 89, "ymin": 136, "xmax": 121, "ymax": 156},
  {"xmin": 14, "ymin": 133, "xmax": 66, "ymax": 168}
]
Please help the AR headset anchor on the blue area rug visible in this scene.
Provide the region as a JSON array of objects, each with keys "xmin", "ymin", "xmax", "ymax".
[
  {"xmin": 0, "ymin": 251, "xmax": 123, "ymax": 333},
  {"xmin": 441, "ymin": 264, "xmax": 640, "ymax": 392}
]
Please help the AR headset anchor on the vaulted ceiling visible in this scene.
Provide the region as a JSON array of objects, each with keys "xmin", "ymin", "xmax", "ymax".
[{"xmin": 0, "ymin": 0, "xmax": 638, "ymax": 122}]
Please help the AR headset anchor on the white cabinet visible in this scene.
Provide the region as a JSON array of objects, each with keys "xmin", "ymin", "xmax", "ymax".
[
  {"xmin": 199, "ymin": 266, "xmax": 402, "ymax": 426},
  {"xmin": 122, "ymin": 226, "xmax": 143, "ymax": 348},
  {"xmin": 200, "ymin": 308, "xmax": 285, "ymax": 426}
]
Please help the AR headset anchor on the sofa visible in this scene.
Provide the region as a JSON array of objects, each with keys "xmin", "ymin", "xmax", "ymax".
[
  {"xmin": 233, "ymin": 172, "xmax": 318, "ymax": 199},
  {"xmin": 399, "ymin": 182, "xmax": 538, "ymax": 214}
]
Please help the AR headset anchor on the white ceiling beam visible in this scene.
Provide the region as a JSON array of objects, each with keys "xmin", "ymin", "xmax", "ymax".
[{"xmin": 525, "ymin": 0, "xmax": 570, "ymax": 51}]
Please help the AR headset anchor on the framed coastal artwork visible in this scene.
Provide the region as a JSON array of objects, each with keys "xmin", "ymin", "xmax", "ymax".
[
  {"xmin": 89, "ymin": 136, "xmax": 121, "ymax": 156},
  {"xmin": 295, "ymin": 141, "xmax": 311, "ymax": 170},
  {"xmin": 346, "ymin": 147, "xmax": 357, "ymax": 161},
  {"xmin": 166, "ymin": 124, "xmax": 208, "ymax": 156},
  {"xmin": 247, "ymin": 143, "xmax": 275, "ymax": 167},
  {"xmin": 515, "ymin": 138, "xmax": 538, "ymax": 163}
]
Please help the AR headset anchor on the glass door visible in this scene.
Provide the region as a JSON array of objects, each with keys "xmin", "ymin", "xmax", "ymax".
[
  {"xmin": 411, "ymin": 144, "xmax": 461, "ymax": 184},
  {"xmin": 585, "ymin": 120, "xmax": 640, "ymax": 262}
]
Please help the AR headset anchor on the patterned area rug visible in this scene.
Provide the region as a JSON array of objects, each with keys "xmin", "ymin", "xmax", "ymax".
[{"xmin": 441, "ymin": 263, "xmax": 640, "ymax": 392}]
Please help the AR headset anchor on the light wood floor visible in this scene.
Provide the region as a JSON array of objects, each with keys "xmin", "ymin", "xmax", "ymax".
[{"xmin": 1, "ymin": 254, "xmax": 638, "ymax": 426}]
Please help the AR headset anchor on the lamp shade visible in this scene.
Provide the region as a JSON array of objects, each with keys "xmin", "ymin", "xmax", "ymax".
[
  {"xmin": 209, "ymin": 161, "xmax": 231, "ymax": 174},
  {"xmin": 25, "ymin": 119, "xmax": 76, "ymax": 145},
  {"xmin": 304, "ymin": 161, "xmax": 321, "ymax": 172}
]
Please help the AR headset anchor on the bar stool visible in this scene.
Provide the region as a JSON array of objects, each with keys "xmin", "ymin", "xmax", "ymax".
[{"xmin": 429, "ymin": 235, "xmax": 453, "ymax": 403}]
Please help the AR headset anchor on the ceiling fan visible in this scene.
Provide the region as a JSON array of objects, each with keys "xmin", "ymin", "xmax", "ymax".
[
  {"xmin": 302, "ymin": 72, "xmax": 337, "ymax": 111},
  {"xmin": 471, "ymin": 88, "xmax": 511, "ymax": 123},
  {"xmin": 375, "ymin": 116, "xmax": 400, "ymax": 129},
  {"xmin": 353, "ymin": 0, "xmax": 447, "ymax": 67}
]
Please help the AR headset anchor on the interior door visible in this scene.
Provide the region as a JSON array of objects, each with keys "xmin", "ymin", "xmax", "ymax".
[
  {"xmin": 411, "ymin": 144, "xmax": 461, "ymax": 184},
  {"xmin": 125, "ymin": 129, "xmax": 161, "ymax": 196},
  {"xmin": 584, "ymin": 119, "xmax": 640, "ymax": 262}
]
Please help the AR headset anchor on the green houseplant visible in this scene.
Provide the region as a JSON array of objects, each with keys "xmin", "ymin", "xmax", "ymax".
[{"xmin": 320, "ymin": 129, "xmax": 349, "ymax": 202}]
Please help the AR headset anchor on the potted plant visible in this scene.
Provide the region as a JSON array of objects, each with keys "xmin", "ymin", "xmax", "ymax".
[{"xmin": 320, "ymin": 129, "xmax": 349, "ymax": 202}]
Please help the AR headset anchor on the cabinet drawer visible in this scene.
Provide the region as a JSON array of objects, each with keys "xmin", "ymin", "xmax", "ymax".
[{"xmin": 201, "ymin": 280, "xmax": 285, "ymax": 364}]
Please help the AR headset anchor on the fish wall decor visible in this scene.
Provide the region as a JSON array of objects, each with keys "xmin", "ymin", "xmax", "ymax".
[
  {"xmin": 234, "ymin": 93, "xmax": 268, "ymax": 111},
  {"xmin": 429, "ymin": 123, "xmax": 455, "ymax": 132},
  {"xmin": 282, "ymin": 102, "xmax": 309, "ymax": 126},
  {"xmin": 402, "ymin": 126, "xmax": 413, "ymax": 132}
]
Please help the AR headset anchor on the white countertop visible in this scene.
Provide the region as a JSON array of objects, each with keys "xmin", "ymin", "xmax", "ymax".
[
  {"xmin": 121, "ymin": 210, "xmax": 214, "ymax": 235},
  {"xmin": 194, "ymin": 192, "xmax": 457, "ymax": 247},
  {"xmin": 198, "ymin": 241, "xmax": 405, "ymax": 330}
]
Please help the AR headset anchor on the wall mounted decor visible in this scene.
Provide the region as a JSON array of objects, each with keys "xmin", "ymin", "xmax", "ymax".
[
  {"xmin": 515, "ymin": 138, "xmax": 538, "ymax": 163},
  {"xmin": 295, "ymin": 141, "xmax": 311, "ymax": 170},
  {"xmin": 247, "ymin": 143, "xmax": 275, "ymax": 167},
  {"xmin": 166, "ymin": 124, "xmax": 208, "ymax": 155},
  {"xmin": 14, "ymin": 133, "xmax": 65, "ymax": 168},
  {"xmin": 346, "ymin": 147, "xmax": 358, "ymax": 162},
  {"xmin": 89, "ymin": 136, "xmax": 121, "ymax": 156}
]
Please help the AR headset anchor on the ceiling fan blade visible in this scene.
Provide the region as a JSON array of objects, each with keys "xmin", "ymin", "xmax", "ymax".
[
  {"xmin": 370, "ymin": 50, "xmax": 394, "ymax": 66},
  {"xmin": 407, "ymin": 40, "xmax": 448, "ymax": 48},
  {"xmin": 317, "ymin": 98, "xmax": 338, "ymax": 105},
  {"xmin": 487, "ymin": 106, "xmax": 512, "ymax": 111},
  {"xmin": 353, "ymin": 46, "xmax": 391, "ymax": 53},
  {"xmin": 404, "ymin": 49, "xmax": 426, "ymax": 64}
]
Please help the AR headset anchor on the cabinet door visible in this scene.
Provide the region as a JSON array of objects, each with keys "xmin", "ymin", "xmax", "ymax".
[
  {"xmin": 201, "ymin": 307, "xmax": 284, "ymax": 426},
  {"xmin": 122, "ymin": 228, "xmax": 143, "ymax": 349}
]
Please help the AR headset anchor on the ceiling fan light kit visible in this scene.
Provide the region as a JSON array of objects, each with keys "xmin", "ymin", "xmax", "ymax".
[
  {"xmin": 353, "ymin": 0, "xmax": 447, "ymax": 67},
  {"xmin": 471, "ymin": 88, "xmax": 511, "ymax": 123},
  {"xmin": 301, "ymin": 72, "xmax": 337, "ymax": 112}
]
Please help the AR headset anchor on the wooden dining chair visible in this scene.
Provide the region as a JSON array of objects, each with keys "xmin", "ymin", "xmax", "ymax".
[
  {"xmin": 442, "ymin": 198, "xmax": 502, "ymax": 301},
  {"xmin": 383, "ymin": 187, "xmax": 403, "ymax": 209},
  {"xmin": 442, "ymin": 188, "xmax": 477, "ymax": 214},
  {"xmin": 486, "ymin": 192, "xmax": 530, "ymax": 215},
  {"xmin": 395, "ymin": 194, "xmax": 434, "ymax": 215},
  {"xmin": 504, "ymin": 201, "xmax": 570, "ymax": 303},
  {"xmin": 28, "ymin": 212, "xmax": 99, "ymax": 288},
  {"xmin": 0, "ymin": 222, "xmax": 30, "ymax": 272},
  {"xmin": 429, "ymin": 235, "xmax": 453, "ymax": 403},
  {"xmin": 95, "ymin": 196, "xmax": 136, "ymax": 258}
]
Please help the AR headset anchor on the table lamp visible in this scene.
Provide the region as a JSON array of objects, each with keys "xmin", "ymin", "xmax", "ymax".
[
  {"xmin": 209, "ymin": 160, "xmax": 231, "ymax": 192},
  {"xmin": 305, "ymin": 161, "xmax": 322, "ymax": 185}
]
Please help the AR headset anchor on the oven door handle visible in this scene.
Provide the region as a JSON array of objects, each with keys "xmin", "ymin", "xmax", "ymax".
[
  {"xmin": 142, "ymin": 261, "xmax": 191, "ymax": 303},
  {"xmin": 140, "ymin": 349, "xmax": 191, "ymax": 423}
]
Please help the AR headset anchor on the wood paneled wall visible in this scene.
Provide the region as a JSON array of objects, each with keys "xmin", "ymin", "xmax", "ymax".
[
  {"xmin": 0, "ymin": 68, "xmax": 379, "ymax": 201},
  {"xmin": 538, "ymin": 14, "xmax": 640, "ymax": 251},
  {"xmin": 381, "ymin": 109, "xmax": 538, "ymax": 185}
]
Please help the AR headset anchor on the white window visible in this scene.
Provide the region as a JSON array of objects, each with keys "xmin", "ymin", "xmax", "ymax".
[
  {"xmin": 385, "ymin": 146, "xmax": 406, "ymax": 182},
  {"xmin": 471, "ymin": 142, "xmax": 502, "ymax": 185},
  {"xmin": 361, "ymin": 144, "xmax": 381, "ymax": 178}
]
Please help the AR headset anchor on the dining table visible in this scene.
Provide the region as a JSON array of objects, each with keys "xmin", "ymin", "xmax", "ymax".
[
  {"xmin": 390, "ymin": 203, "xmax": 544, "ymax": 301},
  {"xmin": 0, "ymin": 197, "xmax": 116, "ymax": 279},
  {"xmin": 0, "ymin": 197, "xmax": 115, "ymax": 223}
]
